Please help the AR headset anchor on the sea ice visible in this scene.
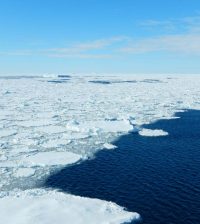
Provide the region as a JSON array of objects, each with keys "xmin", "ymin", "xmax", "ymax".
[
  {"xmin": 34, "ymin": 125, "xmax": 67, "ymax": 134},
  {"xmin": 84, "ymin": 120, "xmax": 134, "ymax": 133},
  {"xmin": 0, "ymin": 189, "xmax": 140, "ymax": 224},
  {"xmin": 42, "ymin": 138, "xmax": 71, "ymax": 148},
  {"xmin": 20, "ymin": 151, "xmax": 82, "ymax": 167},
  {"xmin": 1, "ymin": 74, "xmax": 200, "ymax": 223},
  {"xmin": 14, "ymin": 168, "xmax": 35, "ymax": 177},
  {"xmin": 0, "ymin": 151, "xmax": 81, "ymax": 168},
  {"xmin": 0, "ymin": 129, "xmax": 17, "ymax": 138},
  {"xmin": 103, "ymin": 143, "xmax": 117, "ymax": 150},
  {"xmin": 139, "ymin": 128, "xmax": 169, "ymax": 137}
]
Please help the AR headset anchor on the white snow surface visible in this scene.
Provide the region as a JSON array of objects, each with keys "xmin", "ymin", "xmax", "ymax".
[
  {"xmin": 1, "ymin": 74, "xmax": 200, "ymax": 223},
  {"xmin": 139, "ymin": 129, "xmax": 169, "ymax": 137},
  {"xmin": 0, "ymin": 151, "xmax": 81, "ymax": 168},
  {"xmin": 20, "ymin": 151, "xmax": 82, "ymax": 166},
  {"xmin": 0, "ymin": 189, "xmax": 140, "ymax": 224},
  {"xmin": 104, "ymin": 143, "xmax": 118, "ymax": 150},
  {"xmin": 14, "ymin": 168, "xmax": 35, "ymax": 177}
]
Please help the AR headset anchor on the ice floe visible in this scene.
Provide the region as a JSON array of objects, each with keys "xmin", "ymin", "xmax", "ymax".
[
  {"xmin": 20, "ymin": 151, "xmax": 82, "ymax": 167},
  {"xmin": 0, "ymin": 151, "xmax": 81, "ymax": 168},
  {"xmin": 14, "ymin": 168, "xmax": 35, "ymax": 177},
  {"xmin": 139, "ymin": 128, "xmax": 169, "ymax": 137},
  {"xmin": 103, "ymin": 143, "xmax": 118, "ymax": 150},
  {"xmin": 0, "ymin": 189, "xmax": 140, "ymax": 224}
]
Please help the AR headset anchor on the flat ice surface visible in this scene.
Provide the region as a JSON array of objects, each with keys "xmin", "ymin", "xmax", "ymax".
[
  {"xmin": 1, "ymin": 74, "xmax": 200, "ymax": 223},
  {"xmin": 14, "ymin": 168, "xmax": 35, "ymax": 177},
  {"xmin": 0, "ymin": 151, "xmax": 81, "ymax": 168},
  {"xmin": 21, "ymin": 151, "xmax": 81, "ymax": 166},
  {"xmin": 139, "ymin": 129, "xmax": 168, "ymax": 137},
  {"xmin": 0, "ymin": 189, "xmax": 140, "ymax": 224}
]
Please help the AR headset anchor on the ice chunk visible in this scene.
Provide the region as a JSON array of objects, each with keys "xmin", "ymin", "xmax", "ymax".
[
  {"xmin": 0, "ymin": 189, "xmax": 140, "ymax": 224},
  {"xmin": 103, "ymin": 143, "xmax": 117, "ymax": 150},
  {"xmin": 14, "ymin": 168, "xmax": 35, "ymax": 177},
  {"xmin": 139, "ymin": 128, "xmax": 168, "ymax": 137},
  {"xmin": 95, "ymin": 120, "xmax": 133, "ymax": 133}
]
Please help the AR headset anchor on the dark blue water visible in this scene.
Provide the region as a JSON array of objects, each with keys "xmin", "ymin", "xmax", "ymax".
[{"xmin": 45, "ymin": 110, "xmax": 200, "ymax": 224}]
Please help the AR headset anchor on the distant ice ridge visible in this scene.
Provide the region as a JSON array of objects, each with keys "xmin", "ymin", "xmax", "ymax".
[
  {"xmin": 1, "ymin": 74, "xmax": 200, "ymax": 223},
  {"xmin": 0, "ymin": 189, "xmax": 140, "ymax": 224}
]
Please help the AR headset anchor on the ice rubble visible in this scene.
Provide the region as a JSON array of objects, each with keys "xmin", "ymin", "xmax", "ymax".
[{"xmin": 0, "ymin": 74, "xmax": 200, "ymax": 223}]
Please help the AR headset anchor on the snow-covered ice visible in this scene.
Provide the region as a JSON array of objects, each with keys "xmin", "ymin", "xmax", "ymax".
[
  {"xmin": 0, "ymin": 151, "xmax": 81, "ymax": 168},
  {"xmin": 103, "ymin": 143, "xmax": 118, "ymax": 150},
  {"xmin": 42, "ymin": 138, "xmax": 71, "ymax": 148},
  {"xmin": 0, "ymin": 129, "xmax": 17, "ymax": 138},
  {"xmin": 19, "ymin": 151, "xmax": 81, "ymax": 167},
  {"xmin": 0, "ymin": 74, "xmax": 200, "ymax": 223},
  {"xmin": 139, "ymin": 129, "xmax": 169, "ymax": 137},
  {"xmin": 14, "ymin": 168, "xmax": 35, "ymax": 177},
  {"xmin": 0, "ymin": 189, "xmax": 140, "ymax": 224}
]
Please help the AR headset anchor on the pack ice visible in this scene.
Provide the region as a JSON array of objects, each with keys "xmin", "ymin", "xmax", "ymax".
[{"xmin": 0, "ymin": 74, "xmax": 200, "ymax": 223}]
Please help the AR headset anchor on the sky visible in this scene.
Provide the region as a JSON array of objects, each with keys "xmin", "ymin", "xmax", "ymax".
[{"xmin": 1, "ymin": 0, "xmax": 200, "ymax": 74}]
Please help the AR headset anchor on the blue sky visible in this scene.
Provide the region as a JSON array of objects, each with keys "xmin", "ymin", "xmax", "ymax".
[{"xmin": 1, "ymin": 0, "xmax": 200, "ymax": 74}]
